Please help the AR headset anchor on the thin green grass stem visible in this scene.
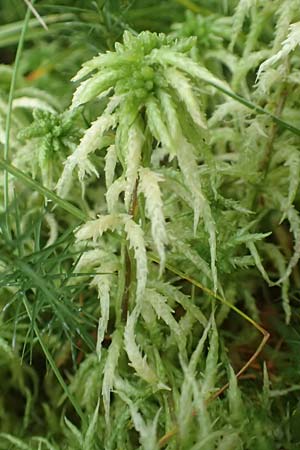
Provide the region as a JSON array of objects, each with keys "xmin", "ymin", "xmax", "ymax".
[
  {"xmin": 0, "ymin": 158, "xmax": 88, "ymax": 222},
  {"xmin": 0, "ymin": 14, "xmax": 75, "ymax": 48},
  {"xmin": 175, "ymin": 0, "xmax": 211, "ymax": 14},
  {"xmin": 210, "ymin": 84, "xmax": 300, "ymax": 137},
  {"xmin": 3, "ymin": 3, "xmax": 33, "ymax": 238}
]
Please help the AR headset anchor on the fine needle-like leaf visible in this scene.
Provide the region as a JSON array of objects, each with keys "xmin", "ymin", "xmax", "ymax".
[
  {"xmin": 22, "ymin": 0, "xmax": 48, "ymax": 30},
  {"xmin": 22, "ymin": 296, "xmax": 85, "ymax": 424}
]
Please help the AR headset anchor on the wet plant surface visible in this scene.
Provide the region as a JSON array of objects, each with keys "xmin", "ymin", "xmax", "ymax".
[{"xmin": 0, "ymin": 1, "xmax": 300, "ymax": 449}]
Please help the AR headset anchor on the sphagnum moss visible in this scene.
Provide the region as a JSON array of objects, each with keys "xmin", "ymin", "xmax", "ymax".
[{"xmin": 0, "ymin": 1, "xmax": 300, "ymax": 449}]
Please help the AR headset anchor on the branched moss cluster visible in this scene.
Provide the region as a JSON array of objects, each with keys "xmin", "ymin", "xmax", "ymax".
[
  {"xmin": 0, "ymin": 1, "xmax": 300, "ymax": 449},
  {"xmin": 18, "ymin": 109, "xmax": 81, "ymax": 188}
]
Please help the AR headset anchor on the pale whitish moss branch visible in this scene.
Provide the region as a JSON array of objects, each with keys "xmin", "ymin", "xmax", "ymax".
[
  {"xmin": 75, "ymin": 214, "xmax": 147, "ymax": 304},
  {"xmin": 124, "ymin": 119, "xmax": 144, "ymax": 210},
  {"xmin": 178, "ymin": 319, "xmax": 211, "ymax": 440},
  {"xmin": 145, "ymin": 96, "xmax": 173, "ymax": 153},
  {"xmin": 158, "ymin": 90, "xmax": 218, "ymax": 290},
  {"xmin": 229, "ymin": 0, "xmax": 256, "ymax": 51},
  {"xmin": 145, "ymin": 288, "xmax": 185, "ymax": 353},
  {"xmin": 201, "ymin": 316, "xmax": 219, "ymax": 398},
  {"xmin": 56, "ymin": 98, "xmax": 118, "ymax": 197},
  {"xmin": 124, "ymin": 305, "xmax": 158, "ymax": 384},
  {"xmin": 92, "ymin": 274, "xmax": 111, "ymax": 361},
  {"xmin": 102, "ymin": 329, "xmax": 122, "ymax": 425},
  {"xmin": 104, "ymin": 144, "xmax": 117, "ymax": 189},
  {"xmin": 257, "ymin": 21, "xmax": 300, "ymax": 80},
  {"xmin": 118, "ymin": 393, "xmax": 161, "ymax": 450},
  {"xmin": 164, "ymin": 67, "xmax": 207, "ymax": 129},
  {"xmin": 83, "ymin": 401, "xmax": 100, "ymax": 449},
  {"xmin": 106, "ymin": 177, "xmax": 126, "ymax": 213},
  {"xmin": 139, "ymin": 167, "xmax": 167, "ymax": 274},
  {"xmin": 123, "ymin": 217, "xmax": 148, "ymax": 303},
  {"xmin": 75, "ymin": 214, "xmax": 124, "ymax": 242}
]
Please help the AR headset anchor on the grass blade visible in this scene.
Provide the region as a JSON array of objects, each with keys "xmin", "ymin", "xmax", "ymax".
[{"xmin": 0, "ymin": 158, "xmax": 88, "ymax": 222}]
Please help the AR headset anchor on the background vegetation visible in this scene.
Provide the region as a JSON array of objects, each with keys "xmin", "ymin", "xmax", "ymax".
[{"xmin": 0, "ymin": 1, "xmax": 300, "ymax": 449}]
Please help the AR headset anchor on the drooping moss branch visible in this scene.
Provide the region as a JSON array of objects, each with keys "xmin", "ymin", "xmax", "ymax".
[{"xmin": 121, "ymin": 180, "xmax": 139, "ymax": 322}]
